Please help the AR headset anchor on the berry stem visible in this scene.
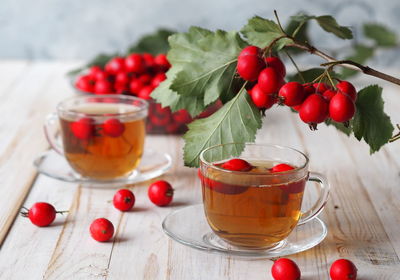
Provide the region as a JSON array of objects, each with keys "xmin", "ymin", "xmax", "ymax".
[
  {"xmin": 325, "ymin": 70, "xmax": 336, "ymax": 89},
  {"xmin": 287, "ymin": 42, "xmax": 400, "ymax": 86},
  {"xmin": 284, "ymin": 50, "xmax": 305, "ymax": 83},
  {"xmin": 273, "ymin": 10, "xmax": 285, "ymax": 34}
]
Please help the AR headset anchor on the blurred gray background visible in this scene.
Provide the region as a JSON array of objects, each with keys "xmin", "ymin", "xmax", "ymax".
[{"xmin": 1, "ymin": 0, "xmax": 399, "ymax": 66}]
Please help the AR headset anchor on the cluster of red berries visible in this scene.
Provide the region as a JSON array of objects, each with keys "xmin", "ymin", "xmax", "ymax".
[
  {"xmin": 21, "ymin": 180, "xmax": 174, "ymax": 242},
  {"xmin": 237, "ymin": 46, "xmax": 357, "ymax": 129},
  {"xmin": 271, "ymin": 257, "xmax": 357, "ymax": 280},
  {"xmin": 75, "ymin": 53, "xmax": 170, "ymax": 97}
]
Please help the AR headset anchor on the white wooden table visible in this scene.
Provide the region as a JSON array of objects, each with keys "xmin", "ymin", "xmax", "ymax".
[{"xmin": 0, "ymin": 60, "xmax": 400, "ymax": 279}]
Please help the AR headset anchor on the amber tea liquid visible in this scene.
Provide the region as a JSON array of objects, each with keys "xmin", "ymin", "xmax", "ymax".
[
  {"xmin": 201, "ymin": 160, "xmax": 306, "ymax": 248},
  {"xmin": 60, "ymin": 103, "xmax": 146, "ymax": 179}
]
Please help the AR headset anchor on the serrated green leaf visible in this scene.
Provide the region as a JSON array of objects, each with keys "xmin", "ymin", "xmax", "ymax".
[
  {"xmin": 127, "ymin": 29, "xmax": 175, "ymax": 55},
  {"xmin": 341, "ymin": 45, "xmax": 374, "ymax": 79},
  {"xmin": 183, "ymin": 87, "xmax": 262, "ymax": 167},
  {"xmin": 164, "ymin": 27, "xmax": 246, "ymax": 116},
  {"xmin": 290, "ymin": 14, "xmax": 352, "ymax": 40},
  {"xmin": 352, "ymin": 85, "xmax": 394, "ymax": 152},
  {"xmin": 363, "ymin": 23, "xmax": 397, "ymax": 47},
  {"xmin": 241, "ymin": 16, "xmax": 293, "ymax": 49},
  {"xmin": 285, "ymin": 17, "xmax": 310, "ymax": 54}
]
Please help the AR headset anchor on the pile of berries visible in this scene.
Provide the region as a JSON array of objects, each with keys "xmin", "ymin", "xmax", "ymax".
[
  {"xmin": 22, "ymin": 180, "xmax": 174, "ymax": 242},
  {"xmin": 74, "ymin": 53, "xmax": 193, "ymax": 134},
  {"xmin": 238, "ymin": 46, "xmax": 357, "ymax": 129}
]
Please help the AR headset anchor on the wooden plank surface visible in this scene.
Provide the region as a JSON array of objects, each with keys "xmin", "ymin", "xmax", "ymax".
[{"xmin": 0, "ymin": 61, "xmax": 400, "ymax": 279}]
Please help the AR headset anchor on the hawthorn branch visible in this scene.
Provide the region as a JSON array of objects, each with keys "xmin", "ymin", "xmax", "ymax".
[{"xmin": 287, "ymin": 42, "xmax": 400, "ymax": 86}]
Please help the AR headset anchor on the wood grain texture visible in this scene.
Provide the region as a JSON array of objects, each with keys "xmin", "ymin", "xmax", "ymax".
[{"xmin": 0, "ymin": 62, "xmax": 400, "ymax": 279}]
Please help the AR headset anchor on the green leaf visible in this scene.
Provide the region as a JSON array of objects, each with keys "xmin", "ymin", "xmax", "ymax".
[
  {"xmin": 352, "ymin": 85, "xmax": 394, "ymax": 153},
  {"xmin": 183, "ymin": 87, "xmax": 262, "ymax": 167},
  {"xmin": 127, "ymin": 29, "xmax": 175, "ymax": 55},
  {"xmin": 241, "ymin": 16, "xmax": 293, "ymax": 49},
  {"xmin": 363, "ymin": 23, "xmax": 397, "ymax": 47},
  {"xmin": 163, "ymin": 27, "xmax": 246, "ymax": 116},
  {"xmin": 285, "ymin": 17, "xmax": 310, "ymax": 54},
  {"xmin": 340, "ymin": 45, "xmax": 374, "ymax": 79},
  {"xmin": 291, "ymin": 14, "xmax": 352, "ymax": 40}
]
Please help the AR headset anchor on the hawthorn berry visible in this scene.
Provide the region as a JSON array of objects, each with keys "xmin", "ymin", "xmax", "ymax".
[
  {"xmin": 103, "ymin": 118, "xmax": 125, "ymax": 137},
  {"xmin": 151, "ymin": 73, "xmax": 167, "ymax": 87},
  {"xmin": 237, "ymin": 50, "xmax": 265, "ymax": 81},
  {"xmin": 142, "ymin": 53, "xmax": 156, "ymax": 68},
  {"xmin": 105, "ymin": 57, "xmax": 125, "ymax": 74},
  {"xmin": 75, "ymin": 75, "xmax": 94, "ymax": 93},
  {"xmin": 130, "ymin": 79, "xmax": 145, "ymax": 95},
  {"xmin": 271, "ymin": 258, "xmax": 301, "ymax": 280},
  {"xmin": 139, "ymin": 74, "xmax": 152, "ymax": 85},
  {"xmin": 173, "ymin": 109, "xmax": 192, "ymax": 124},
  {"xmin": 94, "ymin": 80, "xmax": 113, "ymax": 94},
  {"xmin": 303, "ymin": 83, "xmax": 315, "ymax": 96},
  {"xmin": 330, "ymin": 259, "xmax": 357, "ymax": 280},
  {"xmin": 113, "ymin": 189, "xmax": 135, "ymax": 211},
  {"xmin": 313, "ymin": 82, "xmax": 331, "ymax": 94},
  {"xmin": 278, "ymin": 82, "xmax": 306, "ymax": 106},
  {"xmin": 271, "ymin": 163, "xmax": 295, "ymax": 172},
  {"xmin": 22, "ymin": 202, "xmax": 57, "ymax": 227},
  {"xmin": 70, "ymin": 117, "xmax": 95, "ymax": 140},
  {"xmin": 239, "ymin": 46, "xmax": 262, "ymax": 57},
  {"xmin": 154, "ymin": 54, "xmax": 171, "ymax": 70},
  {"xmin": 221, "ymin": 158, "xmax": 252, "ymax": 171},
  {"xmin": 125, "ymin": 54, "xmax": 146, "ymax": 73},
  {"xmin": 322, "ymin": 89, "xmax": 337, "ymax": 102},
  {"xmin": 115, "ymin": 72, "xmax": 130, "ymax": 85},
  {"xmin": 88, "ymin": 66, "xmax": 103, "ymax": 79},
  {"xmin": 250, "ymin": 84, "xmax": 276, "ymax": 109},
  {"xmin": 138, "ymin": 85, "xmax": 154, "ymax": 100},
  {"xmin": 148, "ymin": 180, "xmax": 174, "ymax": 206},
  {"xmin": 336, "ymin": 80, "xmax": 357, "ymax": 101},
  {"xmin": 258, "ymin": 67, "xmax": 283, "ymax": 94},
  {"xmin": 92, "ymin": 70, "xmax": 110, "ymax": 81},
  {"xmin": 90, "ymin": 218, "xmax": 114, "ymax": 242},
  {"xmin": 329, "ymin": 93, "xmax": 356, "ymax": 123},
  {"xmin": 265, "ymin": 56, "xmax": 286, "ymax": 78},
  {"xmin": 299, "ymin": 94, "xmax": 329, "ymax": 125}
]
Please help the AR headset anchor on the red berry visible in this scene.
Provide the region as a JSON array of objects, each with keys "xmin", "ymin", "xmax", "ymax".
[
  {"xmin": 271, "ymin": 163, "xmax": 295, "ymax": 172},
  {"xmin": 265, "ymin": 56, "xmax": 286, "ymax": 78},
  {"xmin": 313, "ymin": 82, "xmax": 331, "ymax": 93},
  {"xmin": 139, "ymin": 74, "xmax": 152, "ymax": 85},
  {"xmin": 278, "ymin": 82, "xmax": 306, "ymax": 106},
  {"xmin": 129, "ymin": 79, "xmax": 145, "ymax": 95},
  {"xmin": 322, "ymin": 89, "xmax": 337, "ymax": 102},
  {"xmin": 126, "ymin": 54, "xmax": 146, "ymax": 73},
  {"xmin": 221, "ymin": 158, "xmax": 252, "ymax": 172},
  {"xmin": 90, "ymin": 218, "xmax": 114, "ymax": 242},
  {"xmin": 250, "ymin": 84, "xmax": 276, "ymax": 109},
  {"xmin": 303, "ymin": 83, "xmax": 315, "ymax": 96},
  {"xmin": 75, "ymin": 75, "xmax": 95, "ymax": 93},
  {"xmin": 329, "ymin": 93, "xmax": 356, "ymax": 122},
  {"xmin": 258, "ymin": 67, "xmax": 283, "ymax": 94},
  {"xmin": 25, "ymin": 202, "xmax": 57, "ymax": 227},
  {"xmin": 89, "ymin": 66, "xmax": 103, "ymax": 78},
  {"xmin": 94, "ymin": 80, "xmax": 113, "ymax": 94},
  {"xmin": 271, "ymin": 258, "xmax": 301, "ymax": 280},
  {"xmin": 93, "ymin": 70, "xmax": 110, "ymax": 81},
  {"xmin": 103, "ymin": 118, "xmax": 125, "ymax": 137},
  {"xmin": 166, "ymin": 122, "xmax": 182, "ymax": 134},
  {"xmin": 299, "ymin": 94, "xmax": 329, "ymax": 124},
  {"xmin": 239, "ymin": 46, "xmax": 261, "ymax": 57},
  {"xmin": 151, "ymin": 73, "xmax": 167, "ymax": 87},
  {"xmin": 292, "ymin": 104, "xmax": 302, "ymax": 112},
  {"xmin": 113, "ymin": 189, "xmax": 135, "ymax": 211},
  {"xmin": 173, "ymin": 109, "xmax": 192, "ymax": 124},
  {"xmin": 336, "ymin": 81, "xmax": 357, "ymax": 101},
  {"xmin": 237, "ymin": 56, "xmax": 265, "ymax": 81},
  {"xmin": 105, "ymin": 57, "xmax": 125, "ymax": 74},
  {"xmin": 115, "ymin": 72, "xmax": 129, "ymax": 85},
  {"xmin": 150, "ymin": 113, "xmax": 171, "ymax": 126},
  {"xmin": 138, "ymin": 86, "xmax": 154, "ymax": 100},
  {"xmin": 114, "ymin": 82, "xmax": 129, "ymax": 94},
  {"xmin": 154, "ymin": 54, "xmax": 171, "ymax": 70},
  {"xmin": 142, "ymin": 53, "xmax": 156, "ymax": 68},
  {"xmin": 70, "ymin": 117, "xmax": 95, "ymax": 140},
  {"xmin": 330, "ymin": 259, "xmax": 357, "ymax": 280},
  {"xmin": 148, "ymin": 180, "xmax": 174, "ymax": 206}
]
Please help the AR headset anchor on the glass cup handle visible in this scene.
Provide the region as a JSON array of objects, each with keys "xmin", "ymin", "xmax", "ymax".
[
  {"xmin": 44, "ymin": 113, "xmax": 64, "ymax": 155},
  {"xmin": 298, "ymin": 172, "xmax": 330, "ymax": 225}
]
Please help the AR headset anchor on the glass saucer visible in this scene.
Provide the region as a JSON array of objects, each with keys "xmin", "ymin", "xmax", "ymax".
[
  {"xmin": 34, "ymin": 149, "xmax": 172, "ymax": 185},
  {"xmin": 162, "ymin": 204, "xmax": 327, "ymax": 259}
]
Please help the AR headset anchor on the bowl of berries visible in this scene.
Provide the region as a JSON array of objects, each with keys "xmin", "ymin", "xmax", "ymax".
[{"xmin": 72, "ymin": 52, "xmax": 202, "ymax": 134}]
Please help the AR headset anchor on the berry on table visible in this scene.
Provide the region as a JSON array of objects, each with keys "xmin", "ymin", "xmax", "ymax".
[
  {"xmin": 329, "ymin": 93, "xmax": 356, "ymax": 123},
  {"xmin": 330, "ymin": 259, "xmax": 357, "ymax": 280},
  {"xmin": 105, "ymin": 57, "xmax": 125, "ymax": 74},
  {"xmin": 21, "ymin": 202, "xmax": 67, "ymax": 227},
  {"xmin": 75, "ymin": 75, "xmax": 95, "ymax": 93},
  {"xmin": 221, "ymin": 158, "xmax": 253, "ymax": 172},
  {"xmin": 278, "ymin": 82, "xmax": 306, "ymax": 106},
  {"xmin": 113, "ymin": 189, "xmax": 135, "ymax": 211},
  {"xmin": 103, "ymin": 118, "xmax": 125, "ymax": 137},
  {"xmin": 90, "ymin": 218, "xmax": 114, "ymax": 242},
  {"xmin": 94, "ymin": 80, "xmax": 113, "ymax": 94},
  {"xmin": 125, "ymin": 54, "xmax": 146, "ymax": 73},
  {"xmin": 271, "ymin": 258, "xmax": 301, "ymax": 280},
  {"xmin": 148, "ymin": 180, "xmax": 174, "ymax": 206}
]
